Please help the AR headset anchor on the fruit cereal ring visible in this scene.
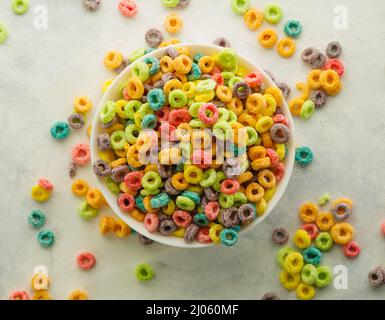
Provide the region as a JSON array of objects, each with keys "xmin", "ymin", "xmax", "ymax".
[
  {"xmin": 37, "ymin": 178, "xmax": 53, "ymax": 192},
  {"xmin": 272, "ymin": 227, "xmax": 289, "ymax": 244},
  {"xmin": 324, "ymin": 59, "xmax": 344, "ymax": 77},
  {"xmin": 264, "ymin": 4, "xmax": 283, "ymax": 24},
  {"xmin": 244, "ymin": 8, "xmax": 264, "ymax": 30},
  {"xmin": 145, "ymin": 28, "xmax": 164, "ymax": 48},
  {"xmin": 164, "ymin": 14, "xmax": 183, "ymax": 34},
  {"xmin": 301, "ymin": 264, "xmax": 318, "ymax": 285},
  {"xmin": 50, "ymin": 121, "xmax": 70, "ymax": 140},
  {"xmin": 288, "ymin": 98, "xmax": 304, "ymax": 116},
  {"xmin": 296, "ymin": 283, "xmax": 315, "ymax": 300},
  {"xmin": 303, "ymin": 247, "xmax": 322, "ymax": 266},
  {"xmin": 293, "ymin": 229, "xmax": 311, "ymax": 249},
  {"xmin": 118, "ymin": 0, "xmax": 137, "ymax": 17},
  {"xmin": 93, "ymin": 160, "xmax": 111, "ymax": 177},
  {"xmin": 301, "ymin": 223, "xmax": 319, "ymax": 240},
  {"xmin": 77, "ymin": 252, "xmax": 96, "ymax": 270},
  {"xmin": 9, "ymin": 290, "xmax": 30, "ymax": 300},
  {"xmin": 330, "ymin": 222, "xmax": 354, "ymax": 245},
  {"xmin": 343, "ymin": 241, "xmax": 360, "ymax": 258},
  {"xmin": 269, "ymin": 123, "xmax": 290, "ymax": 144},
  {"xmin": 276, "ymin": 82, "xmax": 291, "ymax": 99},
  {"xmin": 238, "ymin": 204, "xmax": 255, "ymax": 224},
  {"xmin": 231, "ymin": 0, "xmax": 250, "ymax": 15},
  {"xmin": 284, "ymin": 20, "xmax": 302, "ymax": 38},
  {"xmin": 37, "ymin": 230, "xmax": 55, "ymax": 248},
  {"xmin": 261, "ymin": 292, "xmax": 280, "ymax": 300},
  {"xmin": 99, "ymin": 216, "xmax": 116, "ymax": 234},
  {"xmin": 295, "ymin": 146, "xmax": 313, "ymax": 166},
  {"xmin": 277, "ymin": 38, "xmax": 296, "ymax": 58},
  {"xmin": 326, "ymin": 41, "xmax": 342, "ymax": 59},
  {"xmin": 220, "ymin": 179, "xmax": 240, "ymax": 195},
  {"xmin": 213, "ymin": 37, "xmax": 231, "ymax": 48},
  {"xmin": 320, "ymin": 69, "xmax": 340, "ymax": 92},
  {"xmin": 72, "ymin": 179, "xmax": 89, "ymax": 196},
  {"xmin": 159, "ymin": 219, "xmax": 177, "ymax": 235},
  {"xmin": 368, "ymin": 267, "xmax": 385, "ymax": 288},
  {"xmin": 135, "ymin": 263, "xmax": 154, "ymax": 281},
  {"xmin": 32, "ymin": 291, "xmax": 51, "ymax": 300},
  {"xmin": 82, "ymin": 0, "xmax": 101, "ymax": 11},
  {"xmin": 220, "ymin": 207, "xmax": 240, "ymax": 228},
  {"xmin": 12, "ymin": 0, "xmax": 29, "ymax": 15},
  {"xmin": 138, "ymin": 233, "xmax": 154, "ymax": 246},
  {"xmin": 118, "ymin": 193, "xmax": 135, "ymax": 212},
  {"xmin": 68, "ymin": 290, "xmax": 88, "ymax": 300},
  {"xmin": 72, "ymin": 143, "xmax": 91, "ymax": 166},
  {"xmin": 111, "ymin": 165, "xmax": 130, "ymax": 183},
  {"xmin": 67, "ymin": 113, "xmax": 85, "ymax": 129},
  {"xmin": 316, "ymin": 212, "xmax": 335, "ymax": 231},
  {"xmin": 300, "ymin": 100, "xmax": 315, "ymax": 120},
  {"xmin": 233, "ymin": 82, "xmax": 251, "ymax": 99},
  {"xmin": 28, "ymin": 210, "xmax": 47, "ymax": 229},
  {"xmin": 283, "ymin": 252, "xmax": 304, "ymax": 274},
  {"xmin": 276, "ymin": 246, "xmax": 293, "ymax": 267},
  {"xmin": 310, "ymin": 52, "xmax": 327, "ymax": 69},
  {"xmin": 310, "ymin": 90, "xmax": 327, "ymax": 108},
  {"xmin": 31, "ymin": 185, "xmax": 51, "ymax": 203},
  {"xmin": 219, "ymin": 228, "xmax": 238, "ymax": 246},
  {"xmin": 301, "ymin": 47, "xmax": 319, "ymax": 63},
  {"xmin": 331, "ymin": 202, "xmax": 352, "ymax": 221},
  {"xmin": 279, "ymin": 270, "xmax": 300, "ymax": 290},
  {"xmin": 258, "ymin": 29, "xmax": 278, "ymax": 49},
  {"xmin": 78, "ymin": 201, "xmax": 99, "ymax": 220},
  {"xmin": 315, "ymin": 266, "xmax": 332, "ymax": 288}
]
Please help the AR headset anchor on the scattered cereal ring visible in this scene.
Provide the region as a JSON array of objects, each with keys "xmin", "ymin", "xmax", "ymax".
[
  {"xmin": 68, "ymin": 290, "xmax": 88, "ymax": 300},
  {"xmin": 163, "ymin": 0, "xmax": 179, "ymax": 8},
  {"xmin": 331, "ymin": 202, "xmax": 352, "ymax": 221},
  {"xmin": 316, "ymin": 212, "xmax": 335, "ymax": 232},
  {"xmin": 301, "ymin": 223, "xmax": 318, "ymax": 240},
  {"xmin": 279, "ymin": 270, "xmax": 300, "ymax": 290},
  {"xmin": 78, "ymin": 201, "xmax": 99, "ymax": 220},
  {"xmin": 28, "ymin": 210, "xmax": 47, "ymax": 229},
  {"xmin": 32, "ymin": 290, "xmax": 51, "ymax": 300},
  {"xmin": 213, "ymin": 37, "xmax": 231, "ymax": 48},
  {"xmin": 37, "ymin": 178, "xmax": 53, "ymax": 192},
  {"xmin": 326, "ymin": 41, "xmax": 342, "ymax": 59},
  {"xmin": 324, "ymin": 58, "xmax": 344, "ymax": 77},
  {"xmin": 0, "ymin": 23, "xmax": 8, "ymax": 44},
  {"xmin": 264, "ymin": 4, "xmax": 283, "ymax": 24},
  {"xmin": 244, "ymin": 8, "xmax": 264, "ymax": 30},
  {"xmin": 301, "ymin": 47, "xmax": 319, "ymax": 63},
  {"xmin": 318, "ymin": 193, "xmax": 330, "ymax": 206},
  {"xmin": 301, "ymin": 264, "xmax": 318, "ymax": 285},
  {"xmin": 164, "ymin": 14, "xmax": 183, "ymax": 34},
  {"xmin": 74, "ymin": 96, "xmax": 92, "ymax": 113},
  {"xmin": 72, "ymin": 179, "xmax": 89, "ymax": 196},
  {"xmin": 315, "ymin": 266, "xmax": 332, "ymax": 288},
  {"xmin": 293, "ymin": 229, "xmax": 311, "ymax": 249},
  {"xmin": 295, "ymin": 146, "xmax": 313, "ymax": 166},
  {"xmin": 67, "ymin": 113, "xmax": 85, "ymax": 130},
  {"xmin": 9, "ymin": 290, "xmax": 30, "ymax": 300},
  {"xmin": 300, "ymin": 100, "xmax": 315, "ymax": 120},
  {"xmin": 310, "ymin": 90, "xmax": 327, "ymax": 108},
  {"xmin": 258, "ymin": 29, "xmax": 278, "ymax": 49},
  {"xmin": 12, "ymin": 0, "xmax": 29, "ymax": 15},
  {"xmin": 277, "ymin": 38, "xmax": 296, "ymax": 58},
  {"xmin": 50, "ymin": 121, "xmax": 70, "ymax": 140},
  {"xmin": 145, "ymin": 28, "xmax": 164, "ymax": 48},
  {"xmin": 135, "ymin": 263, "xmax": 154, "ymax": 281},
  {"xmin": 31, "ymin": 272, "xmax": 49, "ymax": 291},
  {"xmin": 299, "ymin": 202, "xmax": 319, "ymax": 223},
  {"xmin": 284, "ymin": 20, "xmax": 302, "ymax": 38},
  {"xmin": 77, "ymin": 252, "xmax": 96, "ymax": 270},
  {"xmin": 31, "ymin": 185, "xmax": 51, "ymax": 203},
  {"xmin": 303, "ymin": 247, "xmax": 322, "ymax": 265},
  {"xmin": 72, "ymin": 143, "xmax": 91, "ymax": 166},
  {"xmin": 231, "ymin": 0, "xmax": 250, "ymax": 15},
  {"xmin": 219, "ymin": 228, "xmax": 238, "ymax": 246},
  {"xmin": 330, "ymin": 222, "xmax": 354, "ymax": 245},
  {"xmin": 368, "ymin": 267, "xmax": 385, "ymax": 288},
  {"xmin": 272, "ymin": 227, "xmax": 289, "ymax": 245},
  {"xmin": 261, "ymin": 292, "xmax": 280, "ymax": 300},
  {"xmin": 118, "ymin": 0, "xmax": 137, "ymax": 17},
  {"xmin": 296, "ymin": 283, "xmax": 315, "ymax": 300},
  {"xmin": 343, "ymin": 241, "xmax": 360, "ymax": 258},
  {"xmin": 82, "ymin": 0, "xmax": 102, "ymax": 11},
  {"xmin": 37, "ymin": 230, "xmax": 55, "ymax": 248}
]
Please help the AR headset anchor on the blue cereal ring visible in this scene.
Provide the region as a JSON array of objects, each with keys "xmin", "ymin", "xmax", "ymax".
[
  {"xmin": 50, "ymin": 121, "xmax": 70, "ymax": 140},
  {"xmin": 284, "ymin": 20, "xmax": 303, "ymax": 38},
  {"xmin": 135, "ymin": 195, "xmax": 146, "ymax": 212},
  {"xmin": 193, "ymin": 213, "xmax": 210, "ymax": 227},
  {"xmin": 220, "ymin": 228, "xmax": 238, "ymax": 246},
  {"xmin": 193, "ymin": 52, "xmax": 204, "ymax": 63},
  {"xmin": 303, "ymin": 247, "xmax": 322, "ymax": 266},
  {"xmin": 150, "ymin": 192, "xmax": 170, "ymax": 208},
  {"xmin": 295, "ymin": 146, "xmax": 313, "ymax": 166},
  {"xmin": 144, "ymin": 56, "xmax": 160, "ymax": 76},
  {"xmin": 37, "ymin": 230, "xmax": 55, "ymax": 248},
  {"xmin": 147, "ymin": 88, "xmax": 166, "ymax": 111},
  {"xmin": 28, "ymin": 209, "xmax": 47, "ymax": 228},
  {"xmin": 141, "ymin": 114, "xmax": 158, "ymax": 129},
  {"xmin": 181, "ymin": 190, "xmax": 201, "ymax": 205},
  {"xmin": 187, "ymin": 63, "xmax": 202, "ymax": 81}
]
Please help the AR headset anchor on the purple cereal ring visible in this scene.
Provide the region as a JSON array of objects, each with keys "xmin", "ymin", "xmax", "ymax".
[
  {"xmin": 238, "ymin": 204, "xmax": 255, "ymax": 225},
  {"xmin": 165, "ymin": 177, "xmax": 181, "ymax": 196},
  {"xmin": 67, "ymin": 113, "xmax": 85, "ymax": 130},
  {"xmin": 220, "ymin": 207, "xmax": 240, "ymax": 228},
  {"xmin": 331, "ymin": 202, "xmax": 352, "ymax": 221},
  {"xmin": 114, "ymin": 57, "xmax": 129, "ymax": 74},
  {"xmin": 264, "ymin": 70, "xmax": 276, "ymax": 83},
  {"xmin": 223, "ymin": 158, "xmax": 242, "ymax": 179},
  {"xmin": 204, "ymin": 187, "xmax": 218, "ymax": 201},
  {"xmin": 233, "ymin": 81, "xmax": 251, "ymax": 100},
  {"xmin": 269, "ymin": 123, "xmax": 290, "ymax": 144},
  {"xmin": 69, "ymin": 162, "xmax": 77, "ymax": 178},
  {"xmin": 213, "ymin": 37, "xmax": 231, "ymax": 48},
  {"xmin": 368, "ymin": 267, "xmax": 385, "ymax": 288},
  {"xmin": 157, "ymin": 164, "xmax": 173, "ymax": 178},
  {"xmin": 301, "ymin": 47, "xmax": 319, "ymax": 63},
  {"xmin": 101, "ymin": 116, "xmax": 118, "ymax": 129},
  {"xmin": 272, "ymin": 227, "xmax": 290, "ymax": 244},
  {"xmin": 261, "ymin": 292, "xmax": 280, "ymax": 300},
  {"xmin": 82, "ymin": 0, "xmax": 102, "ymax": 11},
  {"xmin": 184, "ymin": 223, "xmax": 199, "ymax": 243},
  {"xmin": 111, "ymin": 165, "xmax": 130, "ymax": 183},
  {"xmin": 153, "ymin": 80, "xmax": 164, "ymax": 89},
  {"xmin": 138, "ymin": 233, "xmax": 154, "ymax": 246},
  {"xmin": 159, "ymin": 220, "xmax": 177, "ymax": 235},
  {"xmin": 97, "ymin": 133, "xmax": 111, "ymax": 150},
  {"xmin": 93, "ymin": 160, "xmax": 111, "ymax": 177},
  {"xmin": 200, "ymin": 195, "xmax": 209, "ymax": 210},
  {"xmin": 310, "ymin": 90, "xmax": 327, "ymax": 108},
  {"xmin": 161, "ymin": 72, "xmax": 176, "ymax": 83},
  {"xmin": 310, "ymin": 52, "xmax": 327, "ymax": 69},
  {"xmin": 145, "ymin": 28, "xmax": 164, "ymax": 48},
  {"xmin": 276, "ymin": 82, "xmax": 291, "ymax": 99},
  {"xmin": 326, "ymin": 41, "xmax": 342, "ymax": 59},
  {"xmin": 166, "ymin": 47, "xmax": 180, "ymax": 59}
]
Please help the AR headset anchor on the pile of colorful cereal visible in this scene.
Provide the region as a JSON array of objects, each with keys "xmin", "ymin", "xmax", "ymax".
[
  {"xmin": 273, "ymin": 196, "xmax": 358, "ymax": 300},
  {"xmin": 93, "ymin": 45, "xmax": 292, "ymax": 246}
]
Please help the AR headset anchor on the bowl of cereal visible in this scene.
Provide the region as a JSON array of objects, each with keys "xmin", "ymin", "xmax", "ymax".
[{"xmin": 91, "ymin": 43, "xmax": 295, "ymax": 248}]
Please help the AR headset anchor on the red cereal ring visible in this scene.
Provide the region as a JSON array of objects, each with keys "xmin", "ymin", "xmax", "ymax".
[
  {"xmin": 144, "ymin": 213, "xmax": 159, "ymax": 233},
  {"xmin": 324, "ymin": 59, "xmax": 344, "ymax": 77},
  {"xmin": 266, "ymin": 148, "xmax": 279, "ymax": 168},
  {"xmin": 198, "ymin": 103, "xmax": 219, "ymax": 125},
  {"xmin": 124, "ymin": 171, "xmax": 144, "ymax": 191},
  {"xmin": 118, "ymin": 0, "xmax": 138, "ymax": 17},
  {"xmin": 169, "ymin": 109, "xmax": 191, "ymax": 127},
  {"xmin": 77, "ymin": 251, "xmax": 96, "ymax": 270},
  {"xmin": 196, "ymin": 227, "xmax": 212, "ymax": 244},
  {"xmin": 155, "ymin": 107, "xmax": 170, "ymax": 123},
  {"xmin": 272, "ymin": 114, "xmax": 289, "ymax": 127},
  {"xmin": 205, "ymin": 201, "xmax": 220, "ymax": 221},
  {"xmin": 38, "ymin": 178, "xmax": 54, "ymax": 191},
  {"xmin": 343, "ymin": 241, "xmax": 361, "ymax": 258},
  {"xmin": 172, "ymin": 210, "xmax": 192, "ymax": 228},
  {"xmin": 220, "ymin": 179, "xmax": 240, "ymax": 195},
  {"xmin": 72, "ymin": 143, "xmax": 91, "ymax": 166},
  {"xmin": 9, "ymin": 290, "xmax": 30, "ymax": 300},
  {"xmin": 191, "ymin": 149, "xmax": 211, "ymax": 169},
  {"xmin": 381, "ymin": 221, "xmax": 385, "ymax": 236},
  {"xmin": 159, "ymin": 123, "xmax": 177, "ymax": 141},
  {"xmin": 301, "ymin": 223, "xmax": 319, "ymax": 240},
  {"xmin": 118, "ymin": 193, "xmax": 135, "ymax": 212},
  {"xmin": 212, "ymin": 73, "xmax": 224, "ymax": 87},
  {"xmin": 272, "ymin": 162, "xmax": 285, "ymax": 183},
  {"xmin": 245, "ymin": 71, "xmax": 263, "ymax": 88}
]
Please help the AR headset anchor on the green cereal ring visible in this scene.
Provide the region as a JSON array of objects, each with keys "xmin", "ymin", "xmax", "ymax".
[
  {"xmin": 245, "ymin": 126, "xmax": 259, "ymax": 146},
  {"xmin": 315, "ymin": 232, "xmax": 333, "ymax": 252},
  {"xmin": 301, "ymin": 264, "xmax": 318, "ymax": 285},
  {"xmin": 132, "ymin": 62, "xmax": 150, "ymax": 82},
  {"xmin": 138, "ymin": 102, "xmax": 154, "ymax": 115},
  {"xmin": 318, "ymin": 193, "xmax": 331, "ymax": 206},
  {"xmin": 231, "ymin": 0, "xmax": 250, "ymax": 15},
  {"xmin": 300, "ymin": 100, "xmax": 315, "ymax": 120},
  {"xmin": 233, "ymin": 192, "xmax": 247, "ymax": 207},
  {"xmin": 136, "ymin": 263, "xmax": 154, "ymax": 281},
  {"xmin": 37, "ymin": 230, "xmax": 55, "ymax": 248},
  {"xmin": 0, "ymin": 23, "xmax": 8, "ymax": 44},
  {"xmin": 193, "ymin": 213, "xmax": 210, "ymax": 227},
  {"xmin": 212, "ymin": 171, "xmax": 226, "ymax": 192},
  {"xmin": 50, "ymin": 121, "xmax": 70, "ymax": 140},
  {"xmin": 105, "ymin": 177, "xmax": 121, "ymax": 195},
  {"xmin": 176, "ymin": 196, "xmax": 196, "ymax": 211},
  {"xmin": 141, "ymin": 188, "xmax": 161, "ymax": 197},
  {"xmin": 181, "ymin": 191, "xmax": 200, "ymax": 205},
  {"xmin": 218, "ymin": 193, "xmax": 234, "ymax": 209},
  {"xmin": 228, "ymin": 76, "xmax": 243, "ymax": 90},
  {"xmin": 276, "ymin": 246, "xmax": 294, "ymax": 267},
  {"xmin": 128, "ymin": 48, "xmax": 146, "ymax": 62},
  {"xmin": 264, "ymin": 4, "xmax": 283, "ymax": 24},
  {"xmin": 125, "ymin": 124, "xmax": 140, "ymax": 144},
  {"xmin": 315, "ymin": 266, "xmax": 332, "ymax": 288},
  {"xmin": 200, "ymin": 169, "xmax": 217, "ymax": 188},
  {"xmin": 218, "ymin": 49, "xmax": 237, "ymax": 70},
  {"xmin": 110, "ymin": 130, "xmax": 126, "ymax": 150},
  {"xmin": 168, "ymin": 89, "xmax": 188, "ymax": 108},
  {"xmin": 189, "ymin": 119, "xmax": 207, "ymax": 129},
  {"xmin": 141, "ymin": 172, "xmax": 162, "ymax": 190},
  {"xmin": 221, "ymin": 72, "xmax": 235, "ymax": 86},
  {"xmin": 189, "ymin": 102, "xmax": 203, "ymax": 117},
  {"xmin": 150, "ymin": 192, "xmax": 170, "ymax": 209},
  {"xmin": 100, "ymin": 101, "xmax": 117, "ymax": 124},
  {"xmin": 28, "ymin": 210, "xmax": 47, "ymax": 228},
  {"xmin": 163, "ymin": 0, "xmax": 179, "ymax": 8},
  {"xmin": 12, "ymin": 0, "xmax": 29, "ymax": 15},
  {"xmin": 125, "ymin": 100, "xmax": 142, "ymax": 119},
  {"xmin": 284, "ymin": 20, "xmax": 302, "ymax": 38},
  {"xmin": 218, "ymin": 108, "xmax": 229, "ymax": 122},
  {"xmin": 228, "ymin": 110, "xmax": 237, "ymax": 122},
  {"xmin": 213, "ymin": 121, "xmax": 233, "ymax": 141},
  {"xmin": 78, "ymin": 201, "xmax": 99, "ymax": 220},
  {"xmin": 196, "ymin": 79, "xmax": 216, "ymax": 93}
]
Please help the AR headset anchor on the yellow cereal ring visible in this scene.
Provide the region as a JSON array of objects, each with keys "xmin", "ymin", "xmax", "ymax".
[
  {"xmin": 320, "ymin": 69, "xmax": 340, "ymax": 92},
  {"xmin": 86, "ymin": 188, "xmax": 105, "ymax": 209},
  {"xmin": 216, "ymin": 85, "xmax": 233, "ymax": 103},
  {"xmin": 237, "ymin": 112, "xmax": 257, "ymax": 127},
  {"xmin": 244, "ymin": 8, "xmax": 264, "ymax": 30},
  {"xmin": 171, "ymin": 172, "xmax": 189, "ymax": 190},
  {"xmin": 173, "ymin": 228, "xmax": 186, "ymax": 238},
  {"xmin": 245, "ymin": 183, "xmax": 265, "ymax": 203},
  {"xmin": 164, "ymin": 13, "xmax": 183, "ymax": 34},
  {"xmin": 277, "ymin": 38, "xmax": 296, "ymax": 58},
  {"xmin": 114, "ymin": 219, "xmax": 131, "ymax": 238},
  {"xmin": 31, "ymin": 273, "xmax": 49, "ymax": 291},
  {"xmin": 162, "ymin": 199, "xmax": 176, "ymax": 215},
  {"xmin": 31, "ymin": 185, "xmax": 51, "ymax": 202},
  {"xmin": 129, "ymin": 208, "xmax": 146, "ymax": 222},
  {"xmin": 238, "ymin": 171, "xmax": 253, "ymax": 184},
  {"xmin": 126, "ymin": 76, "xmax": 144, "ymax": 100},
  {"xmin": 248, "ymin": 145, "xmax": 266, "ymax": 161},
  {"xmin": 316, "ymin": 212, "xmax": 335, "ymax": 231},
  {"xmin": 296, "ymin": 283, "xmax": 315, "ymax": 300},
  {"xmin": 261, "ymin": 132, "xmax": 274, "ymax": 148},
  {"xmin": 263, "ymin": 187, "xmax": 276, "ymax": 202},
  {"xmin": 293, "ymin": 229, "xmax": 312, "ymax": 249},
  {"xmin": 104, "ymin": 50, "xmax": 123, "ymax": 70},
  {"xmin": 289, "ymin": 97, "xmax": 304, "ymax": 116},
  {"xmin": 283, "ymin": 251, "xmax": 304, "ymax": 274},
  {"xmin": 246, "ymin": 93, "xmax": 266, "ymax": 115},
  {"xmin": 265, "ymin": 87, "xmax": 283, "ymax": 107},
  {"xmin": 71, "ymin": 179, "xmax": 89, "ymax": 196},
  {"xmin": 258, "ymin": 169, "xmax": 276, "ymax": 189},
  {"xmin": 256, "ymin": 198, "xmax": 267, "ymax": 216},
  {"xmin": 295, "ymin": 82, "xmax": 310, "ymax": 100},
  {"xmin": 227, "ymin": 97, "xmax": 244, "ymax": 115},
  {"xmin": 74, "ymin": 96, "xmax": 92, "ymax": 113},
  {"xmin": 32, "ymin": 290, "xmax": 51, "ymax": 300},
  {"xmin": 279, "ymin": 270, "xmax": 301, "ymax": 290},
  {"xmin": 111, "ymin": 158, "xmax": 127, "ymax": 168},
  {"xmin": 307, "ymin": 69, "xmax": 322, "ymax": 90},
  {"xmin": 330, "ymin": 222, "xmax": 354, "ymax": 245},
  {"xmin": 164, "ymin": 79, "xmax": 183, "ymax": 95},
  {"xmin": 258, "ymin": 29, "xmax": 278, "ymax": 49},
  {"xmin": 299, "ymin": 202, "xmax": 319, "ymax": 223},
  {"xmin": 251, "ymin": 157, "xmax": 271, "ymax": 171},
  {"xmin": 209, "ymin": 224, "xmax": 224, "ymax": 244},
  {"xmin": 99, "ymin": 216, "xmax": 116, "ymax": 235},
  {"xmin": 198, "ymin": 56, "xmax": 215, "ymax": 74}
]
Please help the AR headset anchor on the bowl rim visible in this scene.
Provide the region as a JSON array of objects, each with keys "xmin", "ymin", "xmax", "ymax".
[{"xmin": 90, "ymin": 42, "xmax": 295, "ymax": 248}]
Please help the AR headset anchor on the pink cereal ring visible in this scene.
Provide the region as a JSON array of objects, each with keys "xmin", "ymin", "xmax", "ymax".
[
  {"xmin": 77, "ymin": 251, "xmax": 96, "ymax": 270},
  {"xmin": 9, "ymin": 290, "xmax": 30, "ymax": 300},
  {"xmin": 159, "ymin": 123, "xmax": 177, "ymax": 141},
  {"xmin": 381, "ymin": 221, "xmax": 385, "ymax": 235},
  {"xmin": 301, "ymin": 223, "xmax": 319, "ymax": 240},
  {"xmin": 205, "ymin": 202, "xmax": 220, "ymax": 221},
  {"xmin": 124, "ymin": 171, "xmax": 144, "ymax": 191},
  {"xmin": 198, "ymin": 103, "xmax": 219, "ymax": 125},
  {"xmin": 220, "ymin": 179, "xmax": 240, "ymax": 195},
  {"xmin": 272, "ymin": 114, "xmax": 289, "ymax": 127},
  {"xmin": 196, "ymin": 227, "xmax": 212, "ymax": 244},
  {"xmin": 118, "ymin": 0, "xmax": 138, "ymax": 17},
  {"xmin": 245, "ymin": 71, "xmax": 263, "ymax": 88},
  {"xmin": 212, "ymin": 73, "xmax": 224, "ymax": 87},
  {"xmin": 343, "ymin": 241, "xmax": 361, "ymax": 258},
  {"xmin": 211, "ymin": 67, "xmax": 221, "ymax": 75},
  {"xmin": 72, "ymin": 143, "xmax": 91, "ymax": 166},
  {"xmin": 38, "ymin": 178, "xmax": 54, "ymax": 191},
  {"xmin": 272, "ymin": 162, "xmax": 285, "ymax": 183},
  {"xmin": 156, "ymin": 107, "xmax": 170, "ymax": 123},
  {"xmin": 118, "ymin": 193, "xmax": 135, "ymax": 212},
  {"xmin": 172, "ymin": 210, "xmax": 192, "ymax": 228},
  {"xmin": 144, "ymin": 213, "xmax": 159, "ymax": 233},
  {"xmin": 191, "ymin": 150, "xmax": 211, "ymax": 169},
  {"xmin": 169, "ymin": 109, "xmax": 191, "ymax": 127},
  {"xmin": 266, "ymin": 148, "xmax": 279, "ymax": 168},
  {"xmin": 324, "ymin": 59, "xmax": 344, "ymax": 77}
]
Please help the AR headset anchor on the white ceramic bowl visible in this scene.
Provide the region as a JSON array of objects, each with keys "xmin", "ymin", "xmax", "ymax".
[{"xmin": 91, "ymin": 43, "xmax": 295, "ymax": 248}]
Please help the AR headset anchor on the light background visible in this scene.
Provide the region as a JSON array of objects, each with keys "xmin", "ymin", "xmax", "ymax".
[{"xmin": 0, "ymin": 0, "xmax": 385, "ymax": 300}]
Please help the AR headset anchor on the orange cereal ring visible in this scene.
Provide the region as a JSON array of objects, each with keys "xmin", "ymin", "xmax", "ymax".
[
  {"xmin": 72, "ymin": 179, "xmax": 89, "ymax": 196},
  {"xmin": 257, "ymin": 169, "xmax": 276, "ymax": 189},
  {"xmin": 316, "ymin": 212, "xmax": 335, "ymax": 231},
  {"xmin": 227, "ymin": 97, "xmax": 244, "ymax": 115},
  {"xmin": 246, "ymin": 93, "xmax": 266, "ymax": 115},
  {"xmin": 251, "ymin": 157, "xmax": 271, "ymax": 171},
  {"xmin": 289, "ymin": 98, "xmax": 304, "ymax": 116},
  {"xmin": 114, "ymin": 219, "xmax": 131, "ymax": 238},
  {"xmin": 245, "ymin": 183, "xmax": 265, "ymax": 203},
  {"xmin": 216, "ymin": 85, "xmax": 233, "ymax": 103},
  {"xmin": 244, "ymin": 8, "xmax": 264, "ymax": 30},
  {"xmin": 173, "ymin": 55, "xmax": 192, "ymax": 74},
  {"xmin": 307, "ymin": 69, "xmax": 322, "ymax": 90},
  {"xmin": 261, "ymin": 132, "xmax": 274, "ymax": 148},
  {"xmin": 160, "ymin": 56, "xmax": 175, "ymax": 73},
  {"xmin": 198, "ymin": 56, "xmax": 215, "ymax": 74},
  {"xmin": 237, "ymin": 112, "xmax": 257, "ymax": 127},
  {"xmin": 99, "ymin": 216, "xmax": 116, "ymax": 235},
  {"xmin": 32, "ymin": 290, "xmax": 51, "ymax": 300},
  {"xmin": 74, "ymin": 96, "xmax": 92, "ymax": 113},
  {"xmin": 238, "ymin": 171, "xmax": 253, "ymax": 184},
  {"xmin": 164, "ymin": 13, "xmax": 183, "ymax": 34},
  {"xmin": 129, "ymin": 208, "xmax": 146, "ymax": 222},
  {"xmin": 126, "ymin": 76, "xmax": 144, "ymax": 100},
  {"xmin": 320, "ymin": 69, "xmax": 340, "ymax": 92},
  {"xmin": 171, "ymin": 172, "xmax": 189, "ymax": 190},
  {"xmin": 86, "ymin": 188, "xmax": 105, "ymax": 209},
  {"xmin": 277, "ymin": 38, "xmax": 296, "ymax": 58},
  {"xmin": 299, "ymin": 202, "xmax": 319, "ymax": 223},
  {"xmin": 248, "ymin": 146, "xmax": 266, "ymax": 161},
  {"xmin": 258, "ymin": 29, "xmax": 278, "ymax": 49},
  {"xmin": 265, "ymin": 87, "xmax": 283, "ymax": 107},
  {"xmin": 330, "ymin": 222, "xmax": 354, "ymax": 245},
  {"xmin": 104, "ymin": 50, "xmax": 123, "ymax": 70}
]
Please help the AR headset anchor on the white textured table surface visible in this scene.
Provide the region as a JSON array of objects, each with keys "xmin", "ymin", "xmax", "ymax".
[{"xmin": 1, "ymin": 0, "xmax": 385, "ymax": 300}]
